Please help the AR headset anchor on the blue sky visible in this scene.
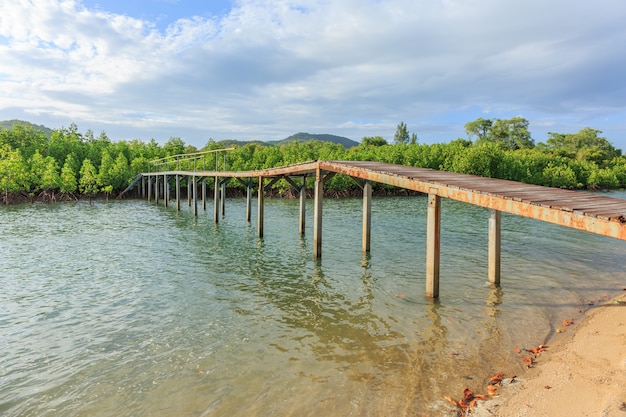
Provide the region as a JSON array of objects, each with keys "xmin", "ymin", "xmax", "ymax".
[
  {"xmin": 81, "ymin": 0, "xmax": 233, "ymax": 30},
  {"xmin": 1, "ymin": 0, "xmax": 626, "ymax": 150}
]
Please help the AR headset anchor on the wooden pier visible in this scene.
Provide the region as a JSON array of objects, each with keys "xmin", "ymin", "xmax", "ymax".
[{"xmin": 138, "ymin": 157, "xmax": 626, "ymax": 298}]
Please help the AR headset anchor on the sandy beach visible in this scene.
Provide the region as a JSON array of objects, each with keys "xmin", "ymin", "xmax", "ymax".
[{"xmin": 472, "ymin": 292, "xmax": 626, "ymax": 417}]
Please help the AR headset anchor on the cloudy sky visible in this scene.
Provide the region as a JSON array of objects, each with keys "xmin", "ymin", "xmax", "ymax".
[{"xmin": 1, "ymin": 0, "xmax": 626, "ymax": 150}]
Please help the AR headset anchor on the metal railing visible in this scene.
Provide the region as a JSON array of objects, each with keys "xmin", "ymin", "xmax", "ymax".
[{"xmin": 148, "ymin": 148, "xmax": 235, "ymax": 173}]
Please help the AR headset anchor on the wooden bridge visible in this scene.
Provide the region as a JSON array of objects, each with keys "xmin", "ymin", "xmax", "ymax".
[{"xmin": 133, "ymin": 150, "xmax": 626, "ymax": 298}]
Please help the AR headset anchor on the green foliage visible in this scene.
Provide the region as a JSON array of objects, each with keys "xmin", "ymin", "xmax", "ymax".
[
  {"xmin": 394, "ymin": 122, "xmax": 410, "ymax": 145},
  {"xmin": 542, "ymin": 163, "xmax": 578, "ymax": 189},
  {"xmin": 448, "ymin": 142, "xmax": 505, "ymax": 177},
  {"xmin": 466, "ymin": 116, "xmax": 534, "ymax": 150},
  {"xmin": 29, "ymin": 151, "xmax": 60, "ymax": 193},
  {"xmin": 1, "ymin": 119, "xmax": 625, "ymax": 202},
  {"xmin": 0, "ymin": 123, "xmax": 48, "ymax": 159},
  {"xmin": 164, "ymin": 137, "xmax": 186, "ymax": 156},
  {"xmin": 587, "ymin": 168, "xmax": 619, "ymax": 189},
  {"xmin": 79, "ymin": 159, "xmax": 99, "ymax": 198},
  {"xmin": 360, "ymin": 136, "xmax": 388, "ymax": 146},
  {"xmin": 542, "ymin": 128, "xmax": 620, "ymax": 167},
  {"xmin": 60, "ymin": 156, "xmax": 78, "ymax": 194},
  {"xmin": 0, "ymin": 145, "xmax": 30, "ymax": 203}
]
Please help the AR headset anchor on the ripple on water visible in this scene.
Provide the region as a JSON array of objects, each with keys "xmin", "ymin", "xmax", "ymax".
[{"xmin": 1, "ymin": 196, "xmax": 625, "ymax": 416}]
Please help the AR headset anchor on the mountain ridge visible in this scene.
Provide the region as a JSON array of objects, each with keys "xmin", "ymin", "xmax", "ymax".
[{"xmin": 0, "ymin": 120, "xmax": 359, "ymax": 148}]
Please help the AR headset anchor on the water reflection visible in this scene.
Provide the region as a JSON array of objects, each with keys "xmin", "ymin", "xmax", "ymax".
[{"xmin": 2, "ymin": 197, "xmax": 626, "ymax": 417}]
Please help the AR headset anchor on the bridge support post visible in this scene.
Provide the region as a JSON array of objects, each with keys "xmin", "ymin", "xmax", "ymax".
[
  {"xmin": 299, "ymin": 176, "xmax": 306, "ymax": 235},
  {"xmin": 141, "ymin": 176, "xmax": 145, "ymax": 198},
  {"xmin": 214, "ymin": 177, "xmax": 220, "ymax": 223},
  {"xmin": 164, "ymin": 175, "xmax": 168, "ymax": 208},
  {"xmin": 246, "ymin": 180, "xmax": 252, "ymax": 222},
  {"xmin": 362, "ymin": 180, "xmax": 372, "ymax": 252},
  {"xmin": 187, "ymin": 177, "xmax": 191, "ymax": 207},
  {"xmin": 488, "ymin": 209, "xmax": 501, "ymax": 285},
  {"xmin": 221, "ymin": 181, "xmax": 226, "ymax": 216},
  {"xmin": 193, "ymin": 176, "xmax": 198, "ymax": 216},
  {"xmin": 426, "ymin": 193, "xmax": 441, "ymax": 298},
  {"xmin": 313, "ymin": 170, "xmax": 323, "ymax": 258},
  {"xmin": 258, "ymin": 176, "xmax": 264, "ymax": 238},
  {"xmin": 147, "ymin": 177, "xmax": 152, "ymax": 202},
  {"xmin": 202, "ymin": 179, "xmax": 206, "ymax": 211},
  {"xmin": 175, "ymin": 175, "xmax": 180, "ymax": 211},
  {"xmin": 155, "ymin": 175, "xmax": 159, "ymax": 204}
]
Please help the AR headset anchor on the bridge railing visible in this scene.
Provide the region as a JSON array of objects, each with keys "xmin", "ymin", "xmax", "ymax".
[{"xmin": 148, "ymin": 148, "xmax": 235, "ymax": 173}]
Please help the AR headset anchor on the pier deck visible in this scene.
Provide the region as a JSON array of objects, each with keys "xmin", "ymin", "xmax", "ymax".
[{"xmin": 140, "ymin": 159, "xmax": 626, "ymax": 297}]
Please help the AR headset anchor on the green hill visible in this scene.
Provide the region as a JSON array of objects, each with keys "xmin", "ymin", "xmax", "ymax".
[
  {"xmin": 1, "ymin": 120, "xmax": 359, "ymax": 148},
  {"xmin": 269, "ymin": 132, "xmax": 359, "ymax": 148},
  {"xmin": 0, "ymin": 119, "xmax": 53, "ymax": 138},
  {"xmin": 214, "ymin": 132, "xmax": 359, "ymax": 149}
]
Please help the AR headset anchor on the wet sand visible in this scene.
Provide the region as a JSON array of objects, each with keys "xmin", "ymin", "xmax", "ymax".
[{"xmin": 474, "ymin": 292, "xmax": 626, "ymax": 417}]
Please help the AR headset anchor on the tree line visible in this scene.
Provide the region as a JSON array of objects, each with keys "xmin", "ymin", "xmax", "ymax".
[{"xmin": 1, "ymin": 118, "xmax": 625, "ymax": 204}]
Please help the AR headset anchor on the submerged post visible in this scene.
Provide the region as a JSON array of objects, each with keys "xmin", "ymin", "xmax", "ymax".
[
  {"xmin": 202, "ymin": 179, "xmax": 207, "ymax": 211},
  {"xmin": 299, "ymin": 176, "xmax": 306, "ymax": 235},
  {"xmin": 488, "ymin": 209, "xmax": 502, "ymax": 285},
  {"xmin": 193, "ymin": 176, "xmax": 198, "ymax": 216},
  {"xmin": 164, "ymin": 174, "xmax": 168, "ymax": 208},
  {"xmin": 362, "ymin": 180, "xmax": 372, "ymax": 252},
  {"xmin": 313, "ymin": 168, "xmax": 323, "ymax": 258},
  {"xmin": 175, "ymin": 174, "xmax": 180, "ymax": 211},
  {"xmin": 187, "ymin": 177, "xmax": 191, "ymax": 207},
  {"xmin": 246, "ymin": 180, "xmax": 252, "ymax": 222},
  {"xmin": 258, "ymin": 176, "xmax": 264, "ymax": 238},
  {"xmin": 426, "ymin": 192, "xmax": 441, "ymax": 298},
  {"xmin": 214, "ymin": 177, "xmax": 220, "ymax": 223},
  {"xmin": 221, "ymin": 181, "xmax": 226, "ymax": 217}
]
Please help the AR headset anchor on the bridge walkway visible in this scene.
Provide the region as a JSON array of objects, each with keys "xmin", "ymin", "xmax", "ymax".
[{"xmin": 138, "ymin": 160, "xmax": 626, "ymax": 298}]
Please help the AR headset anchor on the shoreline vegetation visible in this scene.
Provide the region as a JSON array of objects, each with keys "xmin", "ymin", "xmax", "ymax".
[{"xmin": 2, "ymin": 118, "xmax": 626, "ymax": 205}]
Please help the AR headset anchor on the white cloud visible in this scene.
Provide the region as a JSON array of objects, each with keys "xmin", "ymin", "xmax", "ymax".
[{"xmin": 1, "ymin": 0, "xmax": 626, "ymax": 147}]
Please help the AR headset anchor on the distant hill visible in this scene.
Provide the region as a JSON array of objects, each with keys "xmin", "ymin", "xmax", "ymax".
[
  {"xmin": 214, "ymin": 132, "xmax": 359, "ymax": 149},
  {"xmin": 269, "ymin": 132, "xmax": 359, "ymax": 148},
  {"xmin": 0, "ymin": 119, "xmax": 53, "ymax": 138},
  {"xmin": 1, "ymin": 121, "xmax": 359, "ymax": 148}
]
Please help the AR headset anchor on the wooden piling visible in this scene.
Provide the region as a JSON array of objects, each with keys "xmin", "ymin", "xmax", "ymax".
[
  {"xmin": 426, "ymin": 193, "xmax": 441, "ymax": 298},
  {"xmin": 214, "ymin": 177, "xmax": 220, "ymax": 223},
  {"xmin": 193, "ymin": 176, "xmax": 198, "ymax": 216},
  {"xmin": 187, "ymin": 177, "xmax": 191, "ymax": 207},
  {"xmin": 221, "ymin": 182, "xmax": 226, "ymax": 217},
  {"xmin": 246, "ymin": 180, "xmax": 252, "ymax": 222},
  {"xmin": 313, "ymin": 170, "xmax": 323, "ymax": 258},
  {"xmin": 258, "ymin": 176, "xmax": 264, "ymax": 238},
  {"xmin": 299, "ymin": 176, "xmax": 306, "ymax": 235},
  {"xmin": 164, "ymin": 174, "xmax": 168, "ymax": 208},
  {"xmin": 362, "ymin": 180, "xmax": 372, "ymax": 252},
  {"xmin": 202, "ymin": 179, "xmax": 206, "ymax": 211},
  {"xmin": 175, "ymin": 175, "xmax": 180, "ymax": 211},
  {"xmin": 488, "ymin": 209, "xmax": 501, "ymax": 285}
]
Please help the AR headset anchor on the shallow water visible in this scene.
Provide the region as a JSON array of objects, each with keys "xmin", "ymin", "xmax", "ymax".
[{"xmin": 1, "ymin": 192, "xmax": 625, "ymax": 416}]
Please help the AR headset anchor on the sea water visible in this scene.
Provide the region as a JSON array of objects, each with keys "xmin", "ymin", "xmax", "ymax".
[{"xmin": 1, "ymin": 192, "xmax": 625, "ymax": 416}]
